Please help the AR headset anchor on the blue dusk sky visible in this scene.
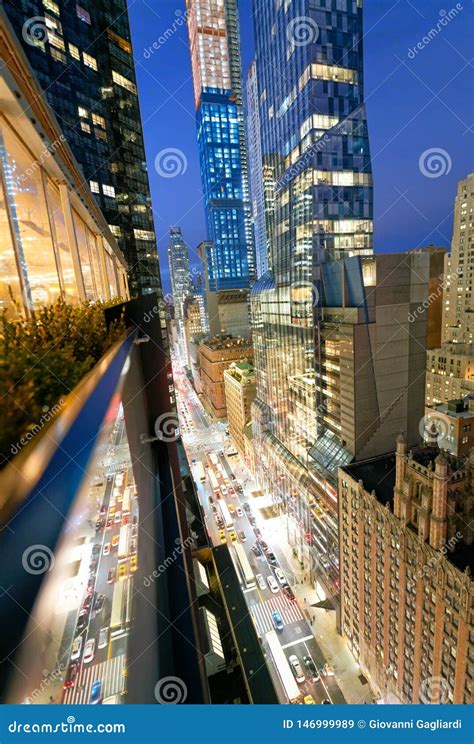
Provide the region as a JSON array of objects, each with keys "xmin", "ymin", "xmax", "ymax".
[{"xmin": 128, "ymin": 0, "xmax": 473, "ymax": 293}]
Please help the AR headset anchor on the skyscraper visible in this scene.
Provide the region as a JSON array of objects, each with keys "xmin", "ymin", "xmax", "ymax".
[
  {"xmin": 246, "ymin": 60, "xmax": 269, "ymax": 279},
  {"xmin": 168, "ymin": 227, "xmax": 193, "ymax": 354},
  {"xmin": 3, "ymin": 0, "xmax": 161, "ymax": 296},
  {"xmin": 186, "ymin": 0, "xmax": 253, "ymax": 290},
  {"xmin": 250, "ymin": 0, "xmax": 374, "ymax": 594}
]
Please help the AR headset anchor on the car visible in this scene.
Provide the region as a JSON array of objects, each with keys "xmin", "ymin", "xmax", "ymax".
[
  {"xmin": 303, "ymin": 655, "xmax": 318, "ymax": 677},
  {"xmin": 248, "ymin": 515, "xmax": 256, "ymax": 526},
  {"xmin": 95, "ymin": 520, "xmax": 104, "ymax": 533},
  {"xmin": 208, "ymin": 495, "xmax": 214, "ymax": 505},
  {"xmin": 93, "ymin": 593, "xmax": 105, "ymax": 617},
  {"xmin": 131, "ymin": 525, "xmax": 138, "ymax": 538},
  {"xmin": 229, "ymin": 530, "xmax": 237, "ymax": 542},
  {"xmin": 91, "ymin": 544, "xmax": 100, "ymax": 556},
  {"xmin": 86, "ymin": 579, "xmax": 94, "ymax": 595},
  {"xmin": 114, "ymin": 511, "xmax": 121, "ymax": 524},
  {"xmin": 106, "ymin": 518, "xmax": 113, "ymax": 530},
  {"xmin": 107, "ymin": 568, "xmax": 115, "ymax": 584},
  {"xmin": 267, "ymin": 575, "xmax": 279, "ymax": 593},
  {"xmin": 109, "ymin": 506, "xmax": 116, "ymax": 518},
  {"xmin": 102, "ymin": 694, "xmax": 120, "ymax": 704},
  {"xmin": 98, "ymin": 627, "xmax": 108, "ymax": 649},
  {"xmin": 215, "ymin": 516, "xmax": 224, "ymax": 529},
  {"xmin": 304, "ymin": 694, "xmax": 316, "ymax": 705},
  {"xmin": 274, "ymin": 567, "xmax": 287, "ymax": 586},
  {"xmin": 254, "ymin": 527, "xmax": 262, "ymax": 538},
  {"xmin": 132, "ymin": 515, "xmax": 138, "ymax": 525},
  {"xmin": 103, "ymin": 542, "xmax": 110, "ymax": 556},
  {"xmin": 130, "ymin": 537, "xmax": 137, "ymax": 553},
  {"xmin": 90, "ymin": 679, "xmax": 102, "ymax": 704},
  {"xmin": 63, "ymin": 663, "xmax": 79, "ymax": 690},
  {"xmin": 83, "ymin": 638, "xmax": 96, "ymax": 663},
  {"xmin": 256, "ymin": 574, "xmax": 266, "ymax": 590},
  {"xmin": 271, "ymin": 610, "xmax": 284, "ymax": 632},
  {"xmin": 266, "ymin": 552, "xmax": 278, "ymax": 566},
  {"xmin": 289, "ymin": 654, "xmax": 305, "ymax": 683},
  {"xmin": 211, "ymin": 504, "xmax": 218, "ymax": 514},
  {"xmin": 76, "ymin": 608, "xmax": 88, "ymax": 631},
  {"xmin": 130, "ymin": 554, "xmax": 137, "ymax": 573},
  {"xmin": 122, "ymin": 514, "xmax": 130, "ymax": 526},
  {"xmin": 117, "ymin": 563, "xmax": 127, "ymax": 580},
  {"xmin": 220, "ymin": 486, "xmax": 228, "ymax": 498},
  {"xmin": 218, "ymin": 529, "xmax": 226, "ymax": 544},
  {"xmin": 283, "ymin": 585, "xmax": 296, "ymax": 601},
  {"xmin": 100, "ymin": 506, "xmax": 107, "ymax": 517},
  {"xmin": 243, "ymin": 502, "xmax": 251, "ymax": 513},
  {"xmin": 259, "ymin": 539, "xmax": 268, "ymax": 551},
  {"xmin": 82, "ymin": 594, "xmax": 92, "ymax": 611},
  {"xmin": 228, "ymin": 503, "xmax": 235, "ymax": 515},
  {"xmin": 238, "ymin": 530, "xmax": 246, "ymax": 542},
  {"xmin": 251, "ymin": 544, "xmax": 262, "ymax": 557},
  {"xmin": 111, "ymin": 534, "xmax": 119, "ymax": 548},
  {"xmin": 322, "ymin": 664, "xmax": 335, "ymax": 677},
  {"xmin": 236, "ymin": 507, "xmax": 243, "ymax": 517},
  {"xmin": 191, "ymin": 458, "xmax": 196, "ymax": 465},
  {"xmin": 71, "ymin": 636, "xmax": 82, "ymax": 661}
]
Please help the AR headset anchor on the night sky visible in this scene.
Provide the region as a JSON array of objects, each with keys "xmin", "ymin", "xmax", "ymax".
[{"xmin": 128, "ymin": 0, "xmax": 473, "ymax": 293}]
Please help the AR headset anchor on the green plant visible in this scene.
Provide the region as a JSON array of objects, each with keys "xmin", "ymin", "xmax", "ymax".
[{"xmin": 0, "ymin": 299, "xmax": 126, "ymax": 466}]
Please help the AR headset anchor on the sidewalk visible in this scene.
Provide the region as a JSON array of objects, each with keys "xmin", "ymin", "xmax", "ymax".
[{"xmin": 236, "ymin": 455, "xmax": 374, "ymax": 705}]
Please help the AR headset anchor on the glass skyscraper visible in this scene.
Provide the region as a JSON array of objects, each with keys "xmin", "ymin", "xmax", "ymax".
[
  {"xmin": 250, "ymin": 0, "xmax": 373, "ymax": 595},
  {"xmin": 186, "ymin": 0, "xmax": 254, "ymax": 291},
  {"xmin": 3, "ymin": 0, "xmax": 161, "ymax": 296},
  {"xmin": 168, "ymin": 227, "xmax": 194, "ymax": 354}
]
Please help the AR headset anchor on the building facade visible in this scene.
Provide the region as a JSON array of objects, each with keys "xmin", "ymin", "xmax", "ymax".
[
  {"xmin": 246, "ymin": 60, "xmax": 269, "ymax": 279},
  {"xmin": 0, "ymin": 10, "xmax": 128, "ymax": 315},
  {"xmin": 423, "ymin": 397, "xmax": 474, "ymax": 458},
  {"xmin": 198, "ymin": 337, "xmax": 253, "ymax": 418},
  {"xmin": 168, "ymin": 227, "xmax": 193, "ymax": 356},
  {"xmin": 339, "ymin": 435, "xmax": 474, "ymax": 704},
  {"xmin": 3, "ymin": 0, "xmax": 161, "ymax": 296},
  {"xmin": 224, "ymin": 361, "xmax": 256, "ymax": 457},
  {"xmin": 186, "ymin": 0, "xmax": 253, "ymax": 290}
]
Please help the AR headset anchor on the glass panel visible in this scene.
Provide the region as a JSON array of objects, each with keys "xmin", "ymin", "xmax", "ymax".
[
  {"xmin": 1, "ymin": 120, "xmax": 61, "ymax": 308},
  {"xmin": 0, "ymin": 156, "xmax": 21, "ymax": 312},
  {"xmin": 87, "ymin": 228, "xmax": 104, "ymax": 299},
  {"xmin": 73, "ymin": 211, "xmax": 94, "ymax": 300},
  {"xmin": 105, "ymin": 248, "xmax": 118, "ymax": 297},
  {"xmin": 46, "ymin": 179, "xmax": 78, "ymax": 303}
]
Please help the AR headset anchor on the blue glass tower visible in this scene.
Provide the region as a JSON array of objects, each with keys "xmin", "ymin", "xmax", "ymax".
[{"xmin": 186, "ymin": 0, "xmax": 253, "ymax": 291}]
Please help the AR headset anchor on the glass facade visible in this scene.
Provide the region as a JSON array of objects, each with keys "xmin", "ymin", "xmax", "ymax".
[
  {"xmin": 186, "ymin": 0, "xmax": 254, "ymax": 290},
  {"xmin": 168, "ymin": 227, "xmax": 194, "ymax": 353},
  {"xmin": 250, "ymin": 0, "xmax": 373, "ymax": 595},
  {"xmin": 3, "ymin": 0, "xmax": 161, "ymax": 296}
]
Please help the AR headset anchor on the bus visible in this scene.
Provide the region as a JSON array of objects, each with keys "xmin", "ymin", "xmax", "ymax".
[
  {"xmin": 118, "ymin": 525, "xmax": 130, "ymax": 561},
  {"xmin": 232, "ymin": 542, "xmax": 255, "ymax": 589},
  {"xmin": 265, "ymin": 631, "xmax": 301, "ymax": 704},
  {"xmin": 110, "ymin": 578, "xmax": 132, "ymax": 638},
  {"xmin": 194, "ymin": 461, "xmax": 206, "ymax": 482},
  {"xmin": 207, "ymin": 452, "xmax": 219, "ymax": 469},
  {"xmin": 122, "ymin": 488, "xmax": 131, "ymax": 517},
  {"xmin": 219, "ymin": 501, "xmax": 233, "ymax": 530},
  {"xmin": 208, "ymin": 469, "xmax": 220, "ymax": 495}
]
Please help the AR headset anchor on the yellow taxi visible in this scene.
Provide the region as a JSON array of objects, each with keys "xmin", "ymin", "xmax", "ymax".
[
  {"xmin": 111, "ymin": 534, "xmax": 119, "ymax": 548},
  {"xmin": 218, "ymin": 529, "xmax": 226, "ymax": 544},
  {"xmin": 229, "ymin": 530, "xmax": 237, "ymax": 542},
  {"xmin": 130, "ymin": 554, "xmax": 137, "ymax": 573},
  {"xmin": 117, "ymin": 563, "xmax": 127, "ymax": 580},
  {"xmin": 304, "ymin": 694, "xmax": 316, "ymax": 705},
  {"xmin": 228, "ymin": 503, "xmax": 235, "ymax": 515}
]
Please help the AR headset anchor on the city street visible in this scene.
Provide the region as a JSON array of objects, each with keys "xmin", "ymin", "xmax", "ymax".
[{"xmin": 173, "ymin": 362, "xmax": 346, "ymax": 705}]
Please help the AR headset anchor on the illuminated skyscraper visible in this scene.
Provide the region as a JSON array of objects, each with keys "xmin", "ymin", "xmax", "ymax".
[
  {"xmin": 186, "ymin": 0, "xmax": 253, "ymax": 290},
  {"xmin": 168, "ymin": 227, "xmax": 193, "ymax": 354},
  {"xmin": 3, "ymin": 0, "xmax": 161, "ymax": 296}
]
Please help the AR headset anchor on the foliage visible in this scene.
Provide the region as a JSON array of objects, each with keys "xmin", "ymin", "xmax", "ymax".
[{"xmin": 0, "ymin": 299, "xmax": 126, "ymax": 465}]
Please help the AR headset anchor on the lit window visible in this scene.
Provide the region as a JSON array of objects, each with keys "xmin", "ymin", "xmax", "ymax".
[
  {"xmin": 94, "ymin": 129, "xmax": 108, "ymax": 141},
  {"xmin": 91, "ymin": 113, "xmax": 105, "ymax": 128},
  {"xmin": 106, "ymin": 29, "xmax": 132, "ymax": 54},
  {"xmin": 109, "ymin": 225, "xmax": 122, "ymax": 238},
  {"xmin": 83, "ymin": 52, "xmax": 97, "ymax": 71},
  {"xmin": 102, "ymin": 184, "xmax": 116, "ymax": 198},
  {"xmin": 50, "ymin": 48, "xmax": 66, "ymax": 64},
  {"xmin": 80, "ymin": 121, "xmax": 91, "ymax": 133},
  {"xmin": 76, "ymin": 4, "xmax": 91, "ymax": 24},
  {"xmin": 47, "ymin": 31, "xmax": 65, "ymax": 51},
  {"xmin": 89, "ymin": 181, "xmax": 99, "ymax": 193},
  {"xmin": 133, "ymin": 229, "xmax": 155, "ymax": 241},
  {"xmin": 43, "ymin": 0, "xmax": 60, "ymax": 14},
  {"xmin": 112, "ymin": 70, "xmax": 137, "ymax": 95},
  {"xmin": 69, "ymin": 43, "xmax": 80, "ymax": 60},
  {"xmin": 78, "ymin": 106, "xmax": 88, "ymax": 118}
]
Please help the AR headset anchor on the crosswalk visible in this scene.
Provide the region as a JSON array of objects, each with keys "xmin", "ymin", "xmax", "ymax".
[
  {"xmin": 63, "ymin": 654, "xmax": 126, "ymax": 704},
  {"xmin": 250, "ymin": 594, "xmax": 304, "ymax": 636}
]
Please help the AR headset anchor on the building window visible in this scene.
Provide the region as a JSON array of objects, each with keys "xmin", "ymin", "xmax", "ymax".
[
  {"xmin": 76, "ymin": 4, "xmax": 91, "ymax": 24},
  {"xmin": 78, "ymin": 106, "xmax": 88, "ymax": 118},
  {"xmin": 69, "ymin": 43, "xmax": 80, "ymax": 60},
  {"xmin": 133, "ymin": 229, "xmax": 155, "ymax": 241},
  {"xmin": 112, "ymin": 70, "xmax": 137, "ymax": 95},
  {"xmin": 89, "ymin": 181, "xmax": 99, "ymax": 194},
  {"xmin": 80, "ymin": 121, "xmax": 91, "ymax": 134},
  {"xmin": 102, "ymin": 184, "xmax": 116, "ymax": 198},
  {"xmin": 50, "ymin": 48, "xmax": 66, "ymax": 64},
  {"xmin": 43, "ymin": 0, "xmax": 60, "ymax": 14},
  {"xmin": 91, "ymin": 113, "xmax": 105, "ymax": 128},
  {"xmin": 83, "ymin": 53, "xmax": 97, "ymax": 71}
]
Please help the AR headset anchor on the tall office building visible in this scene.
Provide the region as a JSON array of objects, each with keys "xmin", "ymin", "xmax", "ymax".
[
  {"xmin": 186, "ymin": 0, "xmax": 253, "ymax": 290},
  {"xmin": 426, "ymin": 174, "xmax": 474, "ymax": 405},
  {"xmin": 3, "ymin": 0, "xmax": 161, "ymax": 296},
  {"xmin": 168, "ymin": 227, "xmax": 193, "ymax": 355},
  {"xmin": 250, "ymin": 0, "xmax": 373, "ymax": 595}
]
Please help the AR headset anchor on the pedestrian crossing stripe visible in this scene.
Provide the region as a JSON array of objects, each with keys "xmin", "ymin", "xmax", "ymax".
[
  {"xmin": 63, "ymin": 654, "xmax": 126, "ymax": 704},
  {"xmin": 250, "ymin": 594, "xmax": 304, "ymax": 635}
]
